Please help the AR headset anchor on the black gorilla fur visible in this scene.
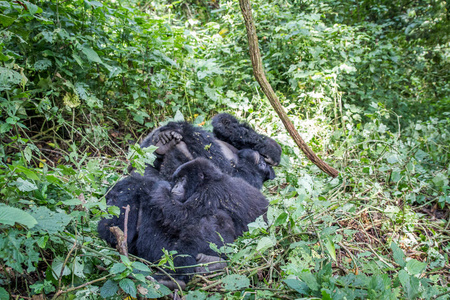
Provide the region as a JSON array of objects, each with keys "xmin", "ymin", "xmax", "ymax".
[
  {"xmin": 234, "ymin": 149, "xmax": 275, "ymax": 190},
  {"xmin": 98, "ymin": 114, "xmax": 278, "ymax": 288},
  {"xmin": 135, "ymin": 158, "xmax": 269, "ymax": 284},
  {"xmin": 97, "ymin": 149, "xmax": 272, "ymax": 258},
  {"xmin": 139, "ymin": 113, "xmax": 280, "ymax": 189},
  {"xmin": 140, "ymin": 121, "xmax": 237, "ymax": 179},
  {"xmin": 212, "ymin": 113, "xmax": 282, "ymax": 166},
  {"xmin": 97, "ymin": 168, "xmax": 163, "ymax": 254}
]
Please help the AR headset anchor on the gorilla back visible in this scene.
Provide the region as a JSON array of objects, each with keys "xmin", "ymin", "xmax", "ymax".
[
  {"xmin": 97, "ymin": 170, "xmax": 163, "ymax": 254},
  {"xmin": 136, "ymin": 158, "xmax": 269, "ymax": 285}
]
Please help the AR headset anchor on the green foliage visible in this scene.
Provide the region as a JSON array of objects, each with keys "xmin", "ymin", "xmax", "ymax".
[
  {"xmin": 0, "ymin": 0, "xmax": 449, "ymax": 298},
  {"xmin": 127, "ymin": 143, "xmax": 157, "ymax": 175},
  {"xmin": 0, "ymin": 204, "xmax": 37, "ymax": 227}
]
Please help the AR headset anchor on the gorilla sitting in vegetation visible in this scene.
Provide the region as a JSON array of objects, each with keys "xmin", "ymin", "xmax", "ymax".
[
  {"xmin": 135, "ymin": 157, "xmax": 269, "ymax": 288},
  {"xmin": 98, "ymin": 113, "xmax": 278, "ymax": 288},
  {"xmin": 97, "ymin": 148, "xmax": 272, "ymax": 254}
]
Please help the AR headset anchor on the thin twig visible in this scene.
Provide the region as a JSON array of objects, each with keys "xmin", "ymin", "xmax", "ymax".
[{"xmin": 57, "ymin": 241, "xmax": 78, "ymax": 290}]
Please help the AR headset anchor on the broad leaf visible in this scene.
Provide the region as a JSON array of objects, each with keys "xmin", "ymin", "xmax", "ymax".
[
  {"xmin": 110, "ymin": 263, "xmax": 127, "ymax": 274},
  {"xmin": 405, "ymin": 259, "xmax": 427, "ymax": 276},
  {"xmin": 15, "ymin": 178, "xmax": 37, "ymax": 192},
  {"xmin": 119, "ymin": 278, "xmax": 136, "ymax": 298},
  {"xmin": 100, "ymin": 280, "xmax": 118, "ymax": 298},
  {"xmin": 81, "ymin": 45, "xmax": 102, "ymax": 64},
  {"xmin": 390, "ymin": 242, "xmax": 405, "ymax": 267},
  {"xmin": 0, "ymin": 204, "xmax": 37, "ymax": 228},
  {"xmin": 30, "ymin": 206, "xmax": 72, "ymax": 233},
  {"xmin": 222, "ymin": 274, "xmax": 250, "ymax": 291}
]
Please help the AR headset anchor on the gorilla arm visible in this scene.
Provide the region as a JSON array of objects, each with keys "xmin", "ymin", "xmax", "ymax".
[{"xmin": 212, "ymin": 113, "xmax": 281, "ymax": 166}]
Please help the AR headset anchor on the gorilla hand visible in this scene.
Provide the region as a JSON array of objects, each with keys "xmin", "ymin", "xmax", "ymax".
[{"xmin": 195, "ymin": 253, "xmax": 227, "ymax": 273}]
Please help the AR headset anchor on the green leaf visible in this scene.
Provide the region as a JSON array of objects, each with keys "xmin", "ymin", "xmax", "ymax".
[
  {"xmin": 73, "ymin": 257, "xmax": 85, "ymax": 278},
  {"xmin": 274, "ymin": 212, "xmax": 288, "ymax": 226},
  {"xmin": 119, "ymin": 278, "xmax": 136, "ymax": 298},
  {"xmin": 0, "ymin": 287, "xmax": 9, "ymax": 300},
  {"xmin": 108, "ymin": 205, "xmax": 121, "ymax": 216},
  {"xmin": 386, "ymin": 154, "xmax": 398, "ymax": 164},
  {"xmin": 131, "ymin": 261, "xmax": 151, "ymax": 272},
  {"xmin": 414, "ymin": 149, "xmax": 429, "ymax": 162},
  {"xmin": 133, "ymin": 273, "xmax": 146, "ymax": 282},
  {"xmin": 0, "ymin": 204, "xmax": 37, "ymax": 228},
  {"xmin": 256, "ymin": 236, "xmax": 276, "ymax": 252},
  {"xmin": 0, "ymin": 14, "xmax": 15, "ymax": 27},
  {"xmin": 15, "ymin": 165, "xmax": 40, "ymax": 181},
  {"xmin": 72, "ymin": 53, "xmax": 83, "ymax": 67},
  {"xmin": 24, "ymin": 1, "xmax": 43, "ymax": 15},
  {"xmin": 110, "ymin": 263, "xmax": 127, "ymax": 274},
  {"xmin": 57, "ymin": 165, "xmax": 77, "ymax": 176},
  {"xmin": 299, "ymin": 271, "xmax": 319, "ymax": 291},
  {"xmin": 37, "ymin": 235, "xmax": 49, "ymax": 248},
  {"xmin": 283, "ymin": 278, "xmax": 309, "ymax": 294},
  {"xmin": 324, "ymin": 236, "xmax": 336, "ymax": 261},
  {"xmin": 100, "ymin": 280, "xmax": 119, "ymax": 298},
  {"xmin": 30, "ymin": 206, "xmax": 72, "ymax": 234},
  {"xmin": 15, "ymin": 178, "xmax": 38, "ymax": 192},
  {"xmin": 321, "ymin": 289, "xmax": 333, "ymax": 300},
  {"xmin": 390, "ymin": 242, "xmax": 405, "ymax": 267},
  {"xmin": 398, "ymin": 269, "xmax": 409, "ymax": 288},
  {"xmin": 0, "ymin": 67, "xmax": 27, "ymax": 91},
  {"xmin": 81, "ymin": 45, "xmax": 102, "ymax": 64},
  {"xmin": 121, "ymin": 255, "xmax": 131, "ymax": 266},
  {"xmin": 432, "ymin": 173, "xmax": 448, "ymax": 188},
  {"xmin": 405, "ymin": 259, "xmax": 427, "ymax": 275},
  {"xmin": 51, "ymin": 257, "xmax": 72, "ymax": 277},
  {"xmin": 173, "ymin": 110, "xmax": 185, "ymax": 122},
  {"xmin": 34, "ymin": 59, "xmax": 52, "ymax": 71},
  {"xmin": 222, "ymin": 274, "xmax": 250, "ymax": 291},
  {"xmin": 398, "ymin": 269, "xmax": 420, "ymax": 299}
]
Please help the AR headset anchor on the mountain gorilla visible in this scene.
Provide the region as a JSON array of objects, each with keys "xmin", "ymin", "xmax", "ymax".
[
  {"xmin": 138, "ymin": 113, "xmax": 281, "ymax": 189},
  {"xmin": 98, "ymin": 114, "xmax": 279, "ymax": 288},
  {"xmin": 135, "ymin": 157, "xmax": 269, "ymax": 289},
  {"xmin": 97, "ymin": 148, "xmax": 274, "ymax": 258}
]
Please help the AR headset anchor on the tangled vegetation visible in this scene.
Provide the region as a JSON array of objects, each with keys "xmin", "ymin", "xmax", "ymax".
[{"xmin": 0, "ymin": 0, "xmax": 449, "ymax": 298}]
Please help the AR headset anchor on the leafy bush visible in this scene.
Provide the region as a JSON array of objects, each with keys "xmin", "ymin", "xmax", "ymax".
[{"xmin": 0, "ymin": 0, "xmax": 449, "ymax": 298}]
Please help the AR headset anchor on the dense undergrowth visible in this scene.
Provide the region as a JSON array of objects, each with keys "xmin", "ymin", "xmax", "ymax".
[{"xmin": 0, "ymin": 0, "xmax": 449, "ymax": 299}]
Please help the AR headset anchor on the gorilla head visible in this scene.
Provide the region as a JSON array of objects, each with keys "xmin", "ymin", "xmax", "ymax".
[
  {"xmin": 233, "ymin": 149, "xmax": 276, "ymax": 189},
  {"xmin": 170, "ymin": 157, "xmax": 223, "ymax": 203}
]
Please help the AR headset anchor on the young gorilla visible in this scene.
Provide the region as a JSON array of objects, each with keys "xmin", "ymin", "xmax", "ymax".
[
  {"xmin": 140, "ymin": 121, "xmax": 238, "ymax": 179},
  {"xmin": 136, "ymin": 157, "xmax": 269, "ymax": 289}
]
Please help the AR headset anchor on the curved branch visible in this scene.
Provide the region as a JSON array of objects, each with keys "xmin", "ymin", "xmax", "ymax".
[{"xmin": 238, "ymin": 0, "xmax": 339, "ymax": 178}]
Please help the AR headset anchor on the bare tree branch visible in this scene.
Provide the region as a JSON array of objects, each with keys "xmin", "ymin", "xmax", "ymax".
[
  {"xmin": 238, "ymin": 0, "xmax": 339, "ymax": 178},
  {"xmin": 109, "ymin": 204, "xmax": 131, "ymax": 256}
]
